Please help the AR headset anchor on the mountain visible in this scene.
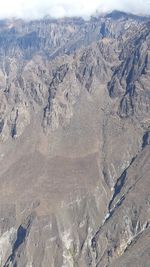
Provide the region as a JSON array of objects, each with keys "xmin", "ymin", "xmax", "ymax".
[{"xmin": 0, "ymin": 11, "xmax": 149, "ymax": 267}]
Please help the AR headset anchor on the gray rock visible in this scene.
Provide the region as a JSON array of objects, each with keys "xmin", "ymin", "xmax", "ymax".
[{"xmin": 0, "ymin": 11, "xmax": 149, "ymax": 267}]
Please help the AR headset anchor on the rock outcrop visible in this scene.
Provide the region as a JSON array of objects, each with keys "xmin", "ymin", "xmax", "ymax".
[{"xmin": 0, "ymin": 11, "xmax": 149, "ymax": 267}]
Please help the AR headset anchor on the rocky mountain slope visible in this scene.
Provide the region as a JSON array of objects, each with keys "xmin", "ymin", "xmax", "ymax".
[{"xmin": 0, "ymin": 11, "xmax": 149, "ymax": 267}]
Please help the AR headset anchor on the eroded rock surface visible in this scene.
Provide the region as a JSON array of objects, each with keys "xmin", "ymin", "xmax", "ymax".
[{"xmin": 0, "ymin": 11, "xmax": 149, "ymax": 267}]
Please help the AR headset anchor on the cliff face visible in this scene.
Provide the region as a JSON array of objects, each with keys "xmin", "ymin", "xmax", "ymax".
[{"xmin": 0, "ymin": 11, "xmax": 150, "ymax": 267}]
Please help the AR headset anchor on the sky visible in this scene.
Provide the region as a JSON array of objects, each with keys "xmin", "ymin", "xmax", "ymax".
[{"xmin": 0, "ymin": 0, "xmax": 150, "ymax": 20}]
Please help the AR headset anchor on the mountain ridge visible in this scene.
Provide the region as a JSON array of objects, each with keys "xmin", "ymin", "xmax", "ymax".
[{"xmin": 0, "ymin": 11, "xmax": 149, "ymax": 267}]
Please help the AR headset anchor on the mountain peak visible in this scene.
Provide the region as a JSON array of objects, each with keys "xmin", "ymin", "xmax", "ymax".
[{"xmin": 0, "ymin": 11, "xmax": 149, "ymax": 267}]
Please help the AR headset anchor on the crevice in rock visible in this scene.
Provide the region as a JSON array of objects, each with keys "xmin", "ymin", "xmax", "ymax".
[
  {"xmin": 108, "ymin": 155, "xmax": 136, "ymax": 211},
  {"xmin": 142, "ymin": 131, "xmax": 150, "ymax": 149},
  {"xmin": 121, "ymin": 221, "xmax": 150, "ymax": 255},
  {"xmin": 3, "ymin": 213, "xmax": 35, "ymax": 267},
  {"xmin": 43, "ymin": 64, "xmax": 69, "ymax": 129},
  {"xmin": 90, "ymin": 155, "xmax": 137, "ymax": 257},
  {"xmin": 11, "ymin": 109, "xmax": 18, "ymax": 138},
  {"xmin": 0, "ymin": 119, "xmax": 4, "ymax": 134},
  {"xmin": 108, "ymin": 171, "xmax": 126, "ymax": 210}
]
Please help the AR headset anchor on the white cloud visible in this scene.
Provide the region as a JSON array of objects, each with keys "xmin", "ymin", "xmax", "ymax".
[{"xmin": 0, "ymin": 0, "xmax": 150, "ymax": 19}]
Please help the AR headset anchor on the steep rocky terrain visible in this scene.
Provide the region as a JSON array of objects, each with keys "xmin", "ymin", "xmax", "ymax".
[{"xmin": 0, "ymin": 11, "xmax": 149, "ymax": 267}]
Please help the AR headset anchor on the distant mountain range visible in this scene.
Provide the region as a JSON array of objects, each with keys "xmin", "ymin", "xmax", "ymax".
[{"xmin": 0, "ymin": 11, "xmax": 149, "ymax": 267}]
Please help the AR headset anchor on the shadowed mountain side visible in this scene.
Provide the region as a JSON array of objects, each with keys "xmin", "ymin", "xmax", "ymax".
[{"xmin": 0, "ymin": 11, "xmax": 149, "ymax": 267}]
